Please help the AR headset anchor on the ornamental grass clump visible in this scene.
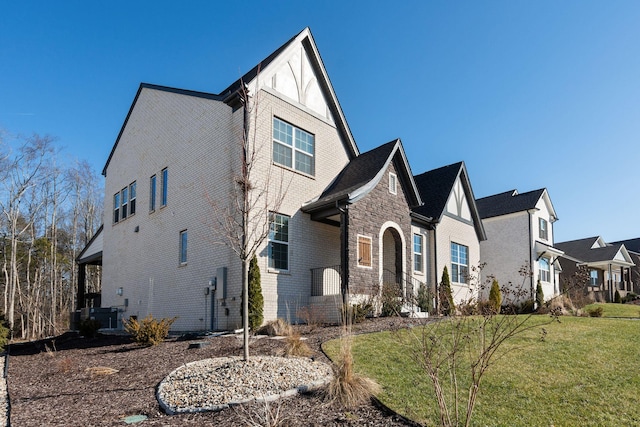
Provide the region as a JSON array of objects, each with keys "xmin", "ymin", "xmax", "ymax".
[{"xmin": 124, "ymin": 314, "xmax": 177, "ymax": 346}]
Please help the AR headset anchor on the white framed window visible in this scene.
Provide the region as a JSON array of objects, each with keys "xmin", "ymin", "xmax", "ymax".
[
  {"xmin": 121, "ymin": 186, "xmax": 128, "ymax": 219},
  {"xmin": 129, "ymin": 182, "xmax": 136, "ymax": 215},
  {"xmin": 161, "ymin": 168, "xmax": 168, "ymax": 207},
  {"xmin": 451, "ymin": 242, "xmax": 469, "ymax": 284},
  {"xmin": 389, "ymin": 172, "xmax": 397, "ymax": 195},
  {"xmin": 357, "ymin": 235, "xmax": 372, "ymax": 268},
  {"xmin": 113, "ymin": 193, "xmax": 120, "ymax": 223},
  {"xmin": 590, "ymin": 270, "xmax": 599, "ymax": 287},
  {"xmin": 539, "ymin": 218, "xmax": 548, "ymax": 240},
  {"xmin": 268, "ymin": 212, "xmax": 289, "ymax": 271},
  {"xmin": 539, "ymin": 257, "xmax": 550, "ymax": 282},
  {"xmin": 149, "ymin": 174, "xmax": 157, "ymax": 212},
  {"xmin": 413, "ymin": 234, "xmax": 423, "ymax": 273},
  {"xmin": 272, "ymin": 117, "xmax": 315, "ymax": 176},
  {"xmin": 179, "ymin": 230, "xmax": 188, "ymax": 264}
]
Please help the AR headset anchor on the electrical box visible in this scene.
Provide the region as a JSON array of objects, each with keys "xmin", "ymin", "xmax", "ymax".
[{"xmin": 216, "ymin": 267, "xmax": 227, "ymax": 299}]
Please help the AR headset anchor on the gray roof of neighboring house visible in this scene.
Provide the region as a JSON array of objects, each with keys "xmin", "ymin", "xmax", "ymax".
[
  {"xmin": 412, "ymin": 162, "xmax": 463, "ymax": 220},
  {"xmin": 555, "ymin": 237, "xmax": 625, "ymax": 263},
  {"xmin": 611, "ymin": 238, "xmax": 640, "ymax": 254},
  {"xmin": 476, "ymin": 188, "xmax": 546, "ymax": 219}
]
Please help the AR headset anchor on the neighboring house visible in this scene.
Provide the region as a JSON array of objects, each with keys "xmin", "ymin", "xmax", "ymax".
[
  {"xmin": 411, "ymin": 162, "xmax": 486, "ymax": 305},
  {"xmin": 77, "ymin": 27, "xmax": 436, "ymax": 330},
  {"xmin": 475, "ymin": 188, "xmax": 563, "ymax": 304},
  {"xmin": 611, "ymin": 238, "xmax": 640, "ymax": 294},
  {"xmin": 556, "ymin": 237, "xmax": 635, "ymax": 302}
]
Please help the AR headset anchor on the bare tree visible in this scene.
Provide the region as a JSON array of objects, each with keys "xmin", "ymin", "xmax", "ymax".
[{"xmin": 206, "ymin": 74, "xmax": 288, "ymax": 360}]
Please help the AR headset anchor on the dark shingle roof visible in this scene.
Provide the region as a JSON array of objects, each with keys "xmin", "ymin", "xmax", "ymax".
[
  {"xmin": 476, "ymin": 188, "xmax": 546, "ymax": 219},
  {"xmin": 611, "ymin": 238, "xmax": 640, "ymax": 254},
  {"xmin": 412, "ymin": 162, "xmax": 463, "ymax": 220},
  {"xmin": 314, "ymin": 140, "xmax": 397, "ymax": 204},
  {"xmin": 555, "ymin": 237, "xmax": 625, "ymax": 263}
]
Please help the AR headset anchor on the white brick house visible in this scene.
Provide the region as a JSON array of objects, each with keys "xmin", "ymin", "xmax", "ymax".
[{"xmin": 476, "ymin": 188, "xmax": 563, "ymax": 305}]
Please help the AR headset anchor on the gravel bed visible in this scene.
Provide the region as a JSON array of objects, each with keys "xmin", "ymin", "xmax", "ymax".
[{"xmin": 158, "ymin": 356, "xmax": 333, "ymax": 414}]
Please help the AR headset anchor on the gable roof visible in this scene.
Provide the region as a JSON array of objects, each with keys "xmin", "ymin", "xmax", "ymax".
[
  {"xmin": 103, "ymin": 27, "xmax": 358, "ymax": 176},
  {"xmin": 556, "ymin": 236, "xmax": 634, "ymax": 266},
  {"xmin": 302, "ymin": 139, "xmax": 421, "ymax": 218},
  {"xmin": 412, "ymin": 161, "xmax": 486, "ymax": 240},
  {"xmin": 611, "ymin": 238, "xmax": 640, "ymax": 254},
  {"xmin": 476, "ymin": 188, "xmax": 556, "ymax": 220}
]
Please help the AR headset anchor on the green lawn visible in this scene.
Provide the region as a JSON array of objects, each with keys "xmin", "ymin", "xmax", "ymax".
[
  {"xmin": 584, "ymin": 302, "xmax": 640, "ymax": 318},
  {"xmin": 323, "ymin": 316, "xmax": 640, "ymax": 426}
]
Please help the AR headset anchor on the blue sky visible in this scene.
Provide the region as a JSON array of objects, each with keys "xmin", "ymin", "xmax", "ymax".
[{"xmin": 1, "ymin": 1, "xmax": 639, "ymax": 243}]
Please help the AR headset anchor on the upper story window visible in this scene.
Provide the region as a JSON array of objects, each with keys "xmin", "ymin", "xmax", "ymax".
[
  {"xmin": 357, "ymin": 235, "xmax": 372, "ymax": 268},
  {"xmin": 268, "ymin": 212, "xmax": 289, "ymax": 271},
  {"xmin": 389, "ymin": 172, "xmax": 398, "ymax": 195},
  {"xmin": 161, "ymin": 168, "xmax": 168, "ymax": 207},
  {"xmin": 272, "ymin": 118, "xmax": 315, "ymax": 176},
  {"xmin": 113, "ymin": 181, "xmax": 137, "ymax": 224},
  {"xmin": 413, "ymin": 234, "xmax": 423, "ymax": 273},
  {"xmin": 539, "ymin": 218, "xmax": 548, "ymax": 240},
  {"xmin": 179, "ymin": 230, "xmax": 188, "ymax": 265},
  {"xmin": 149, "ymin": 175, "xmax": 157, "ymax": 212},
  {"xmin": 590, "ymin": 269, "xmax": 599, "ymax": 287},
  {"xmin": 539, "ymin": 257, "xmax": 550, "ymax": 282},
  {"xmin": 451, "ymin": 242, "xmax": 469, "ymax": 284}
]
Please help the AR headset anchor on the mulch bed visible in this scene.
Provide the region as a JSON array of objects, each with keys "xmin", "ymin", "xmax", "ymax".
[{"xmin": 7, "ymin": 317, "xmax": 422, "ymax": 426}]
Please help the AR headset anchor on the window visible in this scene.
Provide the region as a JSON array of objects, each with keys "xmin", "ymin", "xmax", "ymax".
[
  {"xmin": 539, "ymin": 258, "xmax": 550, "ymax": 282},
  {"xmin": 413, "ymin": 234, "xmax": 423, "ymax": 272},
  {"xmin": 268, "ymin": 213, "xmax": 289, "ymax": 270},
  {"xmin": 149, "ymin": 175, "xmax": 157, "ymax": 212},
  {"xmin": 272, "ymin": 118, "xmax": 315, "ymax": 175},
  {"xmin": 357, "ymin": 235, "xmax": 372, "ymax": 267},
  {"xmin": 179, "ymin": 230, "xmax": 188, "ymax": 264},
  {"xmin": 590, "ymin": 270, "xmax": 599, "ymax": 287},
  {"xmin": 539, "ymin": 218, "xmax": 548, "ymax": 240},
  {"xmin": 389, "ymin": 172, "xmax": 397, "ymax": 195},
  {"xmin": 121, "ymin": 186, "xmax": 128, "ymax": 219},
  {"xmin": 129, "ymin": 182, "xmax": 136, "ymax": 215},
  {"xmin": 451, "ymin": 242, "xmax": 469, "ymax": 283},
  {"xmin": 161, "ymin": 168, "xmax": 168, "ymax": 207},
  {"xmin": 113, "ymin": 193, "xmax": 120, "ymax": 223}
]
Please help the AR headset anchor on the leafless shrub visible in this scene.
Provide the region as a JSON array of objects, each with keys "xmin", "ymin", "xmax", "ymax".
[{"xmin": 234, "ymin": 397, "xmax": 289, "ymax": 427}]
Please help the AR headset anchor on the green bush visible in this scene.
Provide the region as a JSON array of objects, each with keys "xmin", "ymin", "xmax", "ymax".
[
  {"xmin": 614, "ymin": 290, "xmax": 621, "ymax": 304},
  {"xmin": 124, "ymin": 314, "xmax": 177, "ymax": 346},
  {"xmin": 587, "ymin": 306, "xmax": 604, "ymax": 317},
  {"xmin": 417, "ymin": 283, "xmax": 431, "ymax": 313},
  {"xmin": 0, "ymin": 314, "xmax": 9, "ymax": 351},
  {"xmin": 350, "ymin": 303, "xmax": 372, "ymax": 324},
  {"xmin": 536, "ymin": 280, "xmax": 544, "ymax": 310},
  {"xmin": 247, "ymin": 254, "xmax": 264, "ymax": 331},
  {"xmin": 439, "ymin": 266, "xmax": 455, "ymax": 316},
  {"xmin": 79, "ymin": 318, "xmax": 102, "ymax": 338},
  {"xmin": 381, "ymin": 282, "xmax": 403, "ymax": 317},
  {"xmin": 489, "ymin": 279, "xmax": 502, "ymax": 314}
]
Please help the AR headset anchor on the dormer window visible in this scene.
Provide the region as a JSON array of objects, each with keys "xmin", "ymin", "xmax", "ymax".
[
  {"xmin": 389, "ymin": 172, "xmax": 397, "ymax": 195},
  {"xmin": 539, "ymin": 218, "xmax": 548, "ymax": 240}
]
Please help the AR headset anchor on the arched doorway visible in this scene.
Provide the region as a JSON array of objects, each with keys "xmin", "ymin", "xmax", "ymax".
[{"xmin": 379, "ymin": 222, "xmax": 406, "ymax": 298}]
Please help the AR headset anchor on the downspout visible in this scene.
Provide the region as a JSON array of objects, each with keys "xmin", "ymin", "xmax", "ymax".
[
  {"xmin": 528, "ymin": 210, "xmax": 534, "ymax": 301},
  {"xmin": 433, "ymin": 225, "xmax": 438, "ymax": 313}
]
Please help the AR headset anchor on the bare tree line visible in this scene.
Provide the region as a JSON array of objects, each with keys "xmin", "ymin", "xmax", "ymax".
[{"xmin": 0, "ymin": 132, "xmax": 103, "ymax": 340}]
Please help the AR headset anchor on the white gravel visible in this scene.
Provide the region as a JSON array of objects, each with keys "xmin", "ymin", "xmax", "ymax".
[{"xmin": 157, "ymin": 356, "xmax": 333, "ymax": 415}]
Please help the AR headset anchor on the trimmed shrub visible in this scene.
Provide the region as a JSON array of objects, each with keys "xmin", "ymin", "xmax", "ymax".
[
  {"xmin": 380, "ymin": 282, "xmax": 402, "ymax": 317},
  {"xmin": 536, "ymin": 280, "xmax": 544, "ymax": 310},
  {"xmin": 614, "ymin": 290, "xmax": 621, "ymax": 304},
  {"xmin": 587, "ymin": 306, "xmax": 604, "ymax": 317},
  {"xmin": 247, "ymin": 254, "xmax": 264, "ymax": 331},
  {"xmin": 417, "ymin": 283, "xmax": 431, "ymax": 313},
  {"xmin": 439, "ymin": 266, "xmax": 455, "ymax": 316},
  {"xmin": 79, "ymin": 318, "xmax": 102, "ymax": 338},
  {"xmin": 124, "ymin": 314, "xmax": 177, "ymax": 346},
  {"xmin": 488, "ymin": 279, "xmax": 502, "ymax": 314}
]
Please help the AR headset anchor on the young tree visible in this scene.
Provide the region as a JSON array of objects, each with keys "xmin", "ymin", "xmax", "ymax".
[
  {"xmin": 535, "ymin": 279, "xmax": 544, "ymax": 310},
  {"xmin": 488, "ymin": 279, "xmax": 502, "ymax": 314},
  {"xmin": 206, "ymin": 72, "xmax": 288, "ymax": 360},
  {"xmin": 247, "ymin": 254, "xmax": 263, "ymax": 331}
]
